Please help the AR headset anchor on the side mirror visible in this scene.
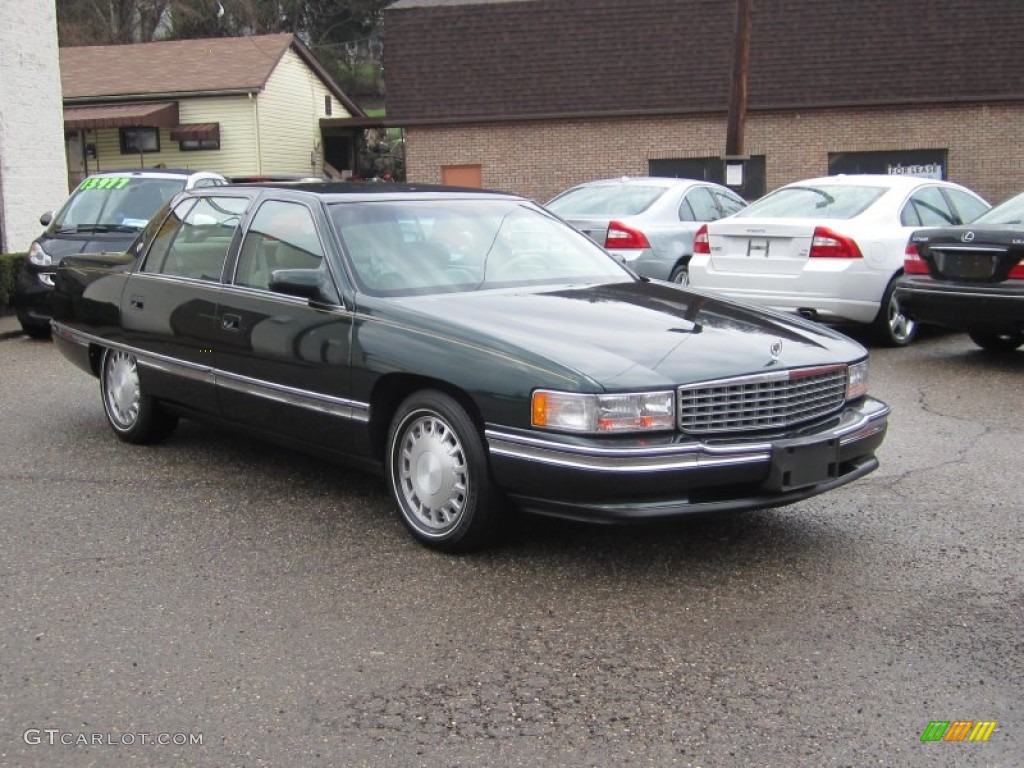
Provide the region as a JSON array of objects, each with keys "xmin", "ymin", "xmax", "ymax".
[
  {"xmin": 40, "ymin": 211, "xmax": 54, "ymax": 227},
  {"xmin": 268, "ymin": 268, "xmax": 324, "ymax": 301}
]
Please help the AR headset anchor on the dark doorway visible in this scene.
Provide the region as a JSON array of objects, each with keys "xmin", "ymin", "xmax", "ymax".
[{"xmin": 649, "ymin": 156, "xmax": 766, "ymax": 200}]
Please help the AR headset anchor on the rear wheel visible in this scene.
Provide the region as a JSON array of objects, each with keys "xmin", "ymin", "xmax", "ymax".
[
  {"xmin": 669, "ymin": 261, "xmax": 690, "ymax": 286},
  {"xmin": 100, "ymin": 348, "xmax": 178, "ymax": 444},
  {"xmin": 872, "ymin": 278, "xmax": 917, "ymax": 347},
  {"xmin": 968, "ymin": 330, "xmax": 1024, "ymax": 352},
  {"xmin": 386, "ymin": 390, "xmax": 503, "ymax": 552}
]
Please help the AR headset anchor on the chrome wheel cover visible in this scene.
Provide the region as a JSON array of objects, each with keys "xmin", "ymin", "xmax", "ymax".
[
  {"xmin": 887, "ymin": 293, "xmax": 916, "ymax": 343},
  {"xmin": 104, "ymin": 350, "xmax": 141, "ymax": 430},
  {"xmin": 394, "ymin": 411, "xmax": 469, "ymax": 535},
  {"xmin": 672, "ymin": 267, "xmax": 690, "ymax": 286}
]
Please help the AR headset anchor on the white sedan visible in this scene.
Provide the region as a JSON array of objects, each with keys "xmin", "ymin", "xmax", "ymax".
[{"xmin": 687, "ymin": 175, "xmax": 990, "ymax": 345}]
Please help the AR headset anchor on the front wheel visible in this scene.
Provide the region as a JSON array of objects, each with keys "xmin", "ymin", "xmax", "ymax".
[
  {"xmin": 872, "ymin": 278, "xmax": 918, "ymax": 347},
  {"xmin": 100, "ymin": 348, "xmax": 178, "ymax": 444},
  {"xmin": 386, "ymin": 390, "xmax": 503, "ymax": 552},
  {"xmin": 968, "ymin": 330, "xmax": 1024, "ymax": 352}
]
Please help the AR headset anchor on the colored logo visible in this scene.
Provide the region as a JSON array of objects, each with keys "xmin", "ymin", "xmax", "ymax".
[{"xmin": 920, "ymin": 720, "xmax": 997, "ymax": 742}]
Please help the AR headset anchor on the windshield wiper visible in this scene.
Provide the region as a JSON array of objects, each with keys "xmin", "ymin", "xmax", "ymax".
[{"xmin": 55, "ymin": 224, "xmax": 141, "ymax": 234}]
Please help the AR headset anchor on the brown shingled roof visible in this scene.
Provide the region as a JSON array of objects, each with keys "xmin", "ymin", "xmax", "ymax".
[
  {"xmin": 61, "ymin": 34, "xmax": 294, "ymax": 100},
  {"xmin": 60, "ymin": 34, "xmax": 364, "ymax": 116},
  {"xmin": 383, "ymin": 0, "xmax": 1024, "ymax": 122}
]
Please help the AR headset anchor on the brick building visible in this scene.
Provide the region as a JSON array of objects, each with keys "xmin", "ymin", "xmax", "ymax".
[{"xmin": 382, "ymin": 0, "xmax": 1024, "ymax": 205}]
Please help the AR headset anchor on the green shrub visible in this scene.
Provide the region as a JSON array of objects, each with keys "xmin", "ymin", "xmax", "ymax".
[{"xmin": 0, "ymin": 253, "xmax": 26, "ymax": 312}]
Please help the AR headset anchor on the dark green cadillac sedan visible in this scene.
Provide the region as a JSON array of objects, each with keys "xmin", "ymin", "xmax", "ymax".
[{"xmin": 51, "ymin": 183, "xmax": 889, "ymax": 551}]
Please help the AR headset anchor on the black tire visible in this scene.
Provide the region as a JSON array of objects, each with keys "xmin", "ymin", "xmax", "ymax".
[
  {"xmin": 20, "ymin": 323, "xmax": 51, "ymax": 340},
  {"xmin": 100, "ymin": 348, "xmax": 178, "ymax": 444},
  {"xmin": 386, "ymin": 390, "xmax": 503, "ymax": 552},
  {"xmin": 968, "ymin": 330, "xmax": 1024, "ymax": 352},
  {"xmin": 669, "ymin": 260, "xmax": 690, "ymax": 286},
  {"xmin": 871, "ymin": 277, "xmax": 918, "ymax": 347}
]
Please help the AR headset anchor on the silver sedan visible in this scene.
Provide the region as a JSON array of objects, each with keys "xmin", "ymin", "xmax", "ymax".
[{"xmin": 546, "ymin": 176, "xmax": 746, "ymax": 283}]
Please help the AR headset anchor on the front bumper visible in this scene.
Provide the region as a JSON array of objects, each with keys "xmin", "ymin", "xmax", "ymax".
[
  {"xmin": 486, "ymin": 396, "xmax": 889, "ymax": 522},
  {"xmin": 13, "ymin": 266, "xmax": 55, "ymax": 328},
  {"xmin": 895, "ymin": 279, "xmax": 1024, "ymax": 332}
]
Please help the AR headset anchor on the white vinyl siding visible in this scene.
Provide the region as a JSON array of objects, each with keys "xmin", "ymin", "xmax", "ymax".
[
  {"xmin": 256, "ymin": 48, "xmax": 351, "ymax": 177},
  {"xmin": 88, "ymin": 95, "xmax": 257, "ymax": 178}
]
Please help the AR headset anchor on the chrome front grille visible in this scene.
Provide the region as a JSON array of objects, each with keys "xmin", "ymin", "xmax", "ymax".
[{"xmin": 678, "ymin": 365, "xmax": 848, "ymax": 434}]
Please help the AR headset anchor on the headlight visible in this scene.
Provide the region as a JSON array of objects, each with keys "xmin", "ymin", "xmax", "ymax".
[
  {"xmin": 28, "ymin": 242, "xmax": 52, "ymax": 266},
  {"xmin": 846, "ymin": 360, "xmax": 869, "ymax": 400},
  {"xmin": 532, "ymin": 390, "xmax": 675, "ymax": 434}
]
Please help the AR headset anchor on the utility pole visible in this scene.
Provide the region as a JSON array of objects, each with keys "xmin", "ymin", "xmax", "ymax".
[{"xmin": 725, "ymin": 0, "xmax": 752, "ymax": 188}]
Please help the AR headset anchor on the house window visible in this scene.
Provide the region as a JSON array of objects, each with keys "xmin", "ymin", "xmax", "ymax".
[
  {"xmin": 120, "ymin": 127, "xmax": 160, "ymax": 154},
  {"xmin": 325, "ymin": 95, "xmax": 332, "ymax": 116},
  {"xmin": 179, "ymin": 138, "xmax": 221, "ymax": 152}
]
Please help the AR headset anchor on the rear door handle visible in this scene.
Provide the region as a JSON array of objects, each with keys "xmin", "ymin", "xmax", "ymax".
[
  {"xmin": 221, "ymin": 313, "xmax": 241, "ymax": 331},
  {"xmin": 129, "ymin": 295, "xmax": 144, "ymax": 310}
]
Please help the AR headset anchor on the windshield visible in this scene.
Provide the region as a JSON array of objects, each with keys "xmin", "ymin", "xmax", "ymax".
[
  {"xmin": 973, "ymin": 191, "xmax": 1024, "ymax": 225},
  {"xmin": 546, "ymin": 184, "xmax": 667, "ymax": 217},
  {"xmin": 737, "ymin": 185, "xmax": 885, "ymax": 220},
  {"xmin": 329, "ymin": 199, "xmax": 632, "ymax": 296},
  {"xmin": 52, "ymin": 176, "xmax": 187, "ymax": 232}
]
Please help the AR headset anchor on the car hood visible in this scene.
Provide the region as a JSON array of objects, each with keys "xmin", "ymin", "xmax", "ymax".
[
  {"xmin": 386, "ymin": 280, "xmax": 865, "ymax": 390},
  {"xmin": 35, "ymin": 232, "xmax": 138, "ymax": 262}
]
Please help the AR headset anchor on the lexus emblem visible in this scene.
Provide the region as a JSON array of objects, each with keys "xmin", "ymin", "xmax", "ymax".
[
  {"xmin": 770, "ymin": 340, "xmax": 783, "ymax": 360},
  {"xmin": 962, "ymin": 231, "xmax": 975, "ymax": 242}
]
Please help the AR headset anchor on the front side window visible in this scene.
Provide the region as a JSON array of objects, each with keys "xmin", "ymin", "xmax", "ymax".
[
  {"xmin": 235, "ymin": 200, "xmax": 327, "ymax": 291},
  {"xmin": 738, "ymin": 185, "xmax": 885, "ymax": 220},
  {"xmin": 682, "ymin": 187, "xmax": 720, "ymax": 222},
  {"xmin": 901, "ymin": 186, "xmax": 956, "ymax": 227},
  {"xmin": 141, "ymin": 195, "xmax": 248, "ymax": 281},
  {"xmin": 330, "ymin": 199, "xmax": 631, "ymax": 296},
  {"xmin": 944, "ymin": 188, "xmax": 989, "ymax": 224},
  {"xmin": 713, "ymin": 189, "xmax": 746, "ymax": 216}
]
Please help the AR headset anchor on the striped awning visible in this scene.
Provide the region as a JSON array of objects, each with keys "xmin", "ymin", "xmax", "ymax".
[
  {"xmin": 169, "ymin": 123, "xmax": 220, "ymax": 141},
  {"xmin": 64, "ymin": 102, "xmax": 179, "ymax": 130}
]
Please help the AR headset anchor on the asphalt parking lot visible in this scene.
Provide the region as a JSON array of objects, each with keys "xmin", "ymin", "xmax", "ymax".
[{"xmin": 0, "ymin": 327, "xmax": 1021, "ymax": 767}]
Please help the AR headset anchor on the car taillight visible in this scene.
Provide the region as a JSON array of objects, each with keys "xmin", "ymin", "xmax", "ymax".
[
  {"xmin": 1009, "ymin": 261, "xmax": 1024, "ymax": 279},
  {"xmin": 903, "ymin": 242, "xmax": 930, "ymax": 274},
  {"xmin": 809, "ymin": 226, "xmax": 862, "ymax": 258},
  {"xmin": 605, "ymin": 221, "xmax": 651, "ymax": 250},
  {"xmin": 693, "ymin": 224, "xmax": 710, "ymax": 255}
]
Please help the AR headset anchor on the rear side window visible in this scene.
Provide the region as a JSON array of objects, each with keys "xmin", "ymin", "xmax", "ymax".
[
  {"xmin": 547, "ymin": 185, "xmax": 666, "ymax": 216},
  {"xmin": 141, "ymin": 196, "xmax": 248, "ymax": 281}
]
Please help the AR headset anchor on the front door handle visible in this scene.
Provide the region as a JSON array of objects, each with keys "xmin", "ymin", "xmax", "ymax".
[
  {"xmin": 129, "ymin": 295, "xmax": 144, "ymax": 310},
  {"xmin": 221, "ymin": 313, "xmax": 241, "ymax": 331}
]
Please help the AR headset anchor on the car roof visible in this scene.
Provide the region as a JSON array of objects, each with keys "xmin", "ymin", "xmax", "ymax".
[
  {"xmin": 87, "ymin": 168, "xmax": 219, "ymax": 180},
  {"xmin": 203, "ymin": 181, "xmax": 522, "ymax": 201},
  {"xmin": 783, "ymin": 174, "xmax": 960, "ymax": 190},
  {"xmin": 570, "ymin": 176, "xmax": 705, "ymax": 189}
]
